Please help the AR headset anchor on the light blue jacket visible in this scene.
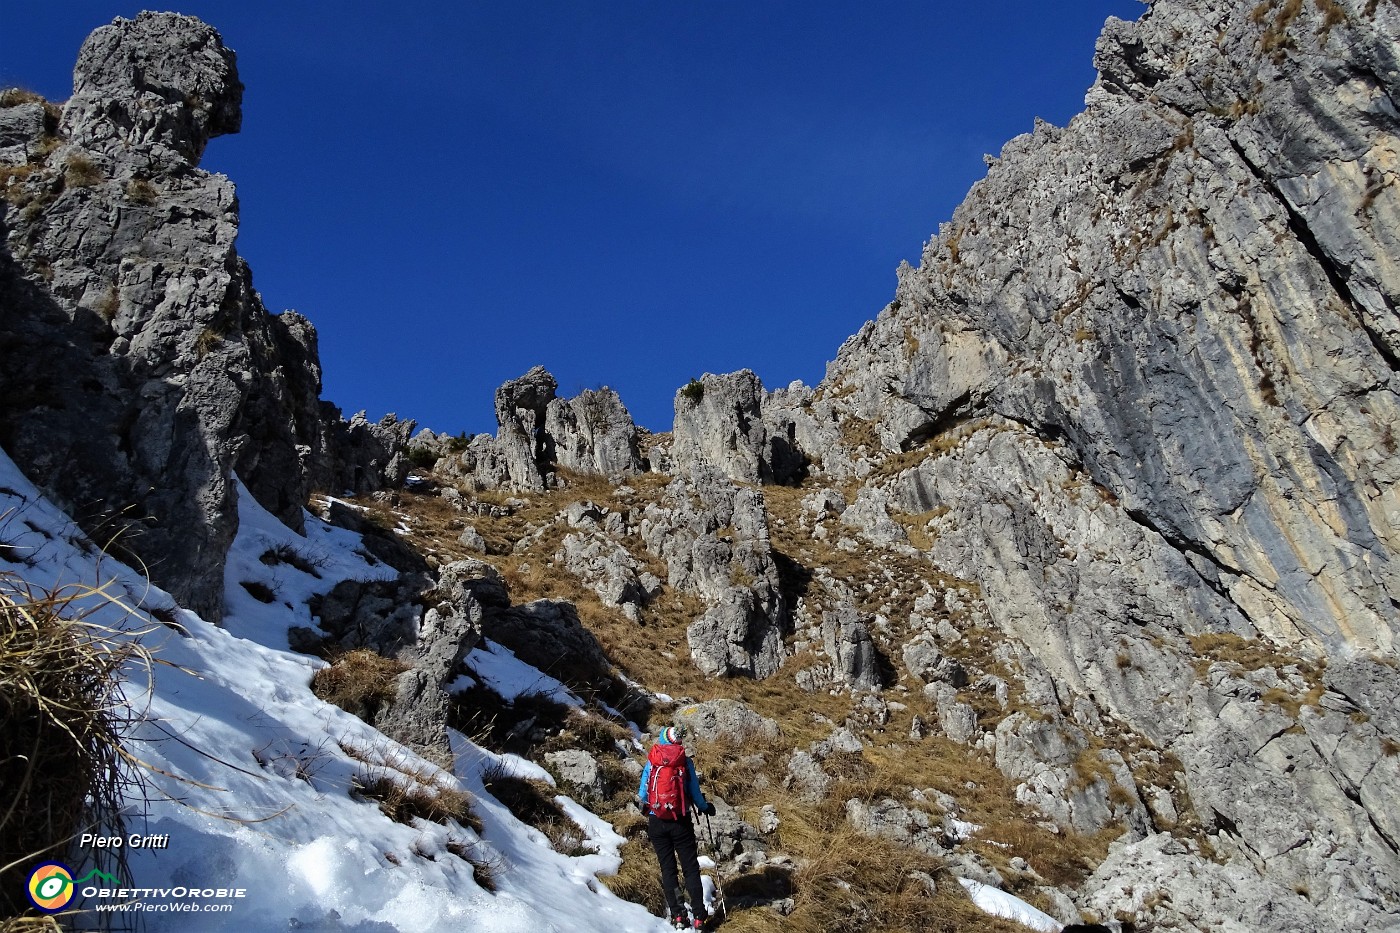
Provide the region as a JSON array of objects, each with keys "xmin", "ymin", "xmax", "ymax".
[{"xmin": 637, "ymin": 736, "xmax": 709, "ymax": 814}]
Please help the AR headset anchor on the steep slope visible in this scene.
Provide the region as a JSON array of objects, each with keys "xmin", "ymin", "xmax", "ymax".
[
  {"xmin": 5, "ymin": 3, "xmax": 1400, "ymax": 932},
  {"xmin": 818, "ymin": 0, "xmax": 1399, "ymax": 654},
  {"xmin": 411, "ymin": 1, "xmax": 1400, "ymax": 929},
  {"xmin": 0, "ymin": 448, "xmax": 670, "ymax": 932},
  {"xmin": 736, "ymin": 0, "xmax": 1400, "ymax": 927}
]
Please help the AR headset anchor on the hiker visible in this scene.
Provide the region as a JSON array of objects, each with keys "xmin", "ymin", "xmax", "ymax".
[{"xmin": 638, "ymin": 724, "xmax": 715, "ymax": 930}]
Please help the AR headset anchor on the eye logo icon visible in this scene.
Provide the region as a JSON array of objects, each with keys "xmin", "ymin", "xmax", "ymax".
[{"xmin": 26, "ymin": 862, "xmax": 75, "ymax": 913}]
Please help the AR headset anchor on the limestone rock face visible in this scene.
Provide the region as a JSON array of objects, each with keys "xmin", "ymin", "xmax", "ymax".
[
  {"xmin": 823, "ymin": 0, "xmax": 1400, "ymax": 659},
  {"xmin": 801, "ymin": 1, "xmax": 1400, "ymax": 925},
  {"xmin": 61, "ymin": 12, "xmax": 242, "ymax": 167},
  {"xmin": 1080, "ymin": 833, "xmax": 1327, "ymax": 933},
  {"xmin": 325, "ymin": 411, "xmax": 416, "ymax": 495},
  {"xmin": 443, "ymin": 368, "xmax": 642, "ymax": 490},
  {"xmin": 544, "ymin": 387, "xmax": 642, "ymax": 476},
  {"xmin": 0, "ymin": 15, "xmax": 339, "ymax": 619},
  {"xmin": 671, "ymin": 370, "xmax": 805, "ymax": 485},
  {"xmin": 844, "ymin": 797, "xmax": 944, "ymax": 856}
]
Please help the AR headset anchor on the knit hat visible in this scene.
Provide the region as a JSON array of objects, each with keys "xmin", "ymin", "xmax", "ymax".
[{"xmin": 660, "ymin": 725, "xmax": 686, "ymax": 744}]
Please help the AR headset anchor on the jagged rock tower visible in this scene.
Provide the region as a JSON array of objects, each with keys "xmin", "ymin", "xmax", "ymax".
[{"xmin": 0, "ymin": 13, "xmax": 414, "ymax": 618}]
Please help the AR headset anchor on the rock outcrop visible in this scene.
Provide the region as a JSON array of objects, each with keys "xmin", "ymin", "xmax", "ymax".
[
  {"xmin": 821, "ymin": 0, "xmax": 1400, "ymax": 658},
  {"xmin": 639, "ymin": 462, "xmax": 789, "ymax": 678},
  {"xmin": 0, "ymin": 14, "xmax": 417, "ymax": 619},
  {"xmin": 671, "ymin": 370, "xmax": 805, "ymax": 485},
  {"xmin": 443, "ymin": 367, "xmax": 643, "ymax": 490},
  {"xmin": 787, "ymin": 0, "xmax": 1400, "ymax": 927},
  {"xmin": 545, "ymin": 387, "xmax": 643, "ymax": 476},
  {"xmin": 324, "ymin": 410, "xmax": 416, "ymax": 495},
  {"xmin": 0, "ymin": 13, "xmax": 328, "ymax": 618}
]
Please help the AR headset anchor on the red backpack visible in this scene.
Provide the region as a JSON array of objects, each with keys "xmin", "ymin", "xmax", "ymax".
[{"xmin": 646, "ymin": 743, "xmax": 689, "ymax": 820}]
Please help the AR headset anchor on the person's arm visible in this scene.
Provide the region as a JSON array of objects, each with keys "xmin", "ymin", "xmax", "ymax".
[{"xmin": 685, "ymin": 757, "xmax": 710, "ymax": 812}]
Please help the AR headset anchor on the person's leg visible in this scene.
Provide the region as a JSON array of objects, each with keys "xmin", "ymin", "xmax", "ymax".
[
  {"xmin": 674, "ymin": 819, "xmax": 707, "ymax": 921},
  {"xmin": 646, "ymin": 816, "xmax": 683, "ymax": 921}
]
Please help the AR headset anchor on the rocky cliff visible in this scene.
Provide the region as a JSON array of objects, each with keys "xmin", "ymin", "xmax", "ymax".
[
  {"xmin": 757, "ymin": 0, "xmax": 1400, "ymax": 926},
  {"xmin": 5, "ymin": 3, "xmax": 1400, "ymax": 932},
  {"xmin": 419, "ymin": 1, "xmax": 1400, "ymax": 928},
  {"xmin": 0, "ymin": 13, "xmax": 409, "ymax": 619}
]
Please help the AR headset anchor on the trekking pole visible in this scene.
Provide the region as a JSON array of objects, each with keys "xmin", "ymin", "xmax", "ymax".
[{"xmin": 701, "ymin": 812, "xmax": 728, "ymax": 922}]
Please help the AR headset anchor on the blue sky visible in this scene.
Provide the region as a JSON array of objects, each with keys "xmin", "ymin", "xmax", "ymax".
[{"xmin": 3, "ymin": 2, "xmax": 1144, "ymax": 434}]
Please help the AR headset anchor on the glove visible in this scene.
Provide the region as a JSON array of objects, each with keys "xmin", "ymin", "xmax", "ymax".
[{"xmin": 701, "ymin": 802, "xmax": 716, "ymax": 816}]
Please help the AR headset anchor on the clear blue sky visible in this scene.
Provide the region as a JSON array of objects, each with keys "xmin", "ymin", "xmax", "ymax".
[{"xmin": 3, "ymin": 2, "xmax": 1144, "ymax": 435}]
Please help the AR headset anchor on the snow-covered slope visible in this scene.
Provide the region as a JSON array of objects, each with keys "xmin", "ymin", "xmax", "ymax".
[{"xmin": 1, "ymin": 447, "xmax": 673, "ymax": 932}]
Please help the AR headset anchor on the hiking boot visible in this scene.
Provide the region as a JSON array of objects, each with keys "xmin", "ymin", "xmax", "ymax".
[
  {"xmin": 691, "ymin": 918, "xmax": 708, "ymax": 930},
  {"xmin": 671, "ymin": 916, "xmax": 686, "ymax": 930}
]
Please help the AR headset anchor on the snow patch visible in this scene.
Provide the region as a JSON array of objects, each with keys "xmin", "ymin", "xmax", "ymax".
[
  {"xmin": 0, "ymin": 450, "xmax": 674, "ymax": 932},
  {"xmin": 958, "ymin": 878, "xmax": 1061, "ymax": 932}
]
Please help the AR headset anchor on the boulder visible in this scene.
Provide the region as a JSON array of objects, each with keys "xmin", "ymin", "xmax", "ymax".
[
  {"xmin": 544, "ymin": 387, "xmax": 642, "ymax": 476},
  {"xmin": 822, "ymin": 604, "xmax": 886, "ymax": 692},
  {"xmin": 902, "ymin": 633, "xmax": 968, "ymax": 687},
  {"xmin": 687, "ymin": 587, "xmax": 786, "ymax": 679},
  {"xmin": 670, "ymin": 370, "xmax": 805, "ymax": 484},
  {"xmin": 483, "ymin": 598, "xmax": 612, "ymax": 689},
  {"xmin": 845, "ymin": 797, "xmax": 943, "ymax": 855},
  {"xmin": 673, "ymin": 699, "xmax": 780, "ymax": 743},
  {"xmin": 545, "ymin": 749, "xmax": 605, "ymax": 798}
]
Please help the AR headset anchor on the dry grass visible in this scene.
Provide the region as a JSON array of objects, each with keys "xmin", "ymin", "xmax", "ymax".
[
  {"xmin": 754, "ymin": 831, "xmax": 1026, "ymax": 933},
  {"xmin": 892, "ymin": 505, "xmax": 949, "ymax": 551},
  {"xmin": 1187, "ymin": 631, "xmax": 1326, "ymax": 705},
  {"xmin": 0, "ymin": 918, "xmax": 63, "ymax": 933},
  {"xmin": 602, "ymin": 830, "xmax": 668, "ymax": 915},
  {"xmin": 449, "ymin": 684, "xmax": 576, "ymax": 757},
  {"xmin": 0, "ymin": 88, "xmax": 48, "ymax": 108},
  {"xmin": 837, "ymin": 416, "xmax": 882, "ymax": 458},
  {"xmin": 688, "ymin": 730, "xmax": 794, "ymax": 804},
  {"xmin": 311, "ymin": 649, "xmax": 409, "ymax": 720},
  {"xmin": 1260, "ymin": 684, "xmax": 1325, "ymax": 717},
  {"xmin": 1261, "ymin": 0, "xmax": 1303, "ymax": 54},
  {"xmin": 343, "ymin": 740, "xmax": 479, "ymax": 830},
  {"xmin": 0, "ymin": 163, "xmax": 38, "ymax": 194},
  {"xmin": 123, "ymin": 177, "xmax": 159, "ymax": 205},
  {"xmin": 1, "ymin": 572, "xmax": 150, "ymax": 922},
  {"xmin": 352, "ymin": 769, "xmax": 478, "ymax": 829},
  {"xmin": 92, "ymin": 284, "xmax": 120, "ymax": 322},
  {"xmin": 444, "ymin": 837, "xmax": 504, "ymax": 892},
  {"xmin": 63, "ymin": 154, "xmax": 103, "ymax": 189},
  {"xmin": 480, "ymin": 762, "xmax": 589, "ymax": 856},
  {"xmin": 194, "ymin": 326, "xmax": 223, "ymax": 358},
  {"xmin": 1314, "ymin": 0, "xmax": 1347, "ymax": 35}
]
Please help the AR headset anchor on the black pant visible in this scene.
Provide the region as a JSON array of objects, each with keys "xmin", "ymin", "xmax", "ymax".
[{"xmin": 646, "ymin": 813, "xmax": 706, "ymax": 921}]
